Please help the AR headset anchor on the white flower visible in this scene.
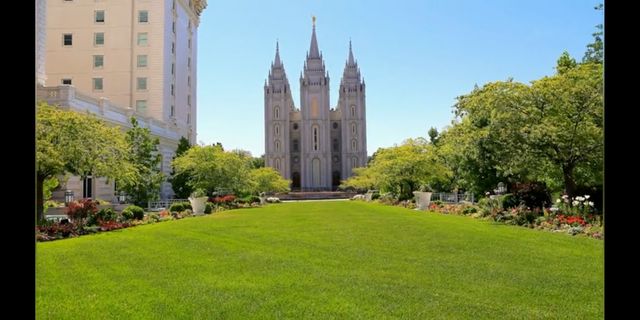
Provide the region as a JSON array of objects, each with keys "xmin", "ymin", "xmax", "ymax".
[
  {"xmin": 576, "ymin": 196, "xmax": 585, "ymax": 202},
  {"xmin": 588, "ymin": 201, "xmax": 594, "ymax": 207},
  {"xmin": 585, "ymin": 195, "xmax": 590, "ymax": 199},
  {"xmin": 550, "ymin": 207, "xmax": 559, "ymax": 212},
  {"xmin": 562, "ymin": 195, "xmax": 569, "ymax": 199},
  {"xmin": 556, "ymin": 199, "xmax": 561, "ymax": 203},
  {"xmin": 572, "ymin": 200, "xmax": 579, "ymax": 206}
]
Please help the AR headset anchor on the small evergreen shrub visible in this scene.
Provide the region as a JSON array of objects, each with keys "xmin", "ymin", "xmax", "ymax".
[{"xmin": 123, "ymin": 205, "xmax": 145, "ymax": 220}]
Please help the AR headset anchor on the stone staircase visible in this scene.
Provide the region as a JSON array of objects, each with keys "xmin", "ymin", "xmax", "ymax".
[{"xmin": 275, "ymin": 191, "xmax": 356, "ymax": 201}]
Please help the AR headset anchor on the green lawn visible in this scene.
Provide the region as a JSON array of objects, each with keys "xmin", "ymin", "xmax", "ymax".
[{"xmin": 36, "ymin": 201, "xmax": 603, "ymax": 319}]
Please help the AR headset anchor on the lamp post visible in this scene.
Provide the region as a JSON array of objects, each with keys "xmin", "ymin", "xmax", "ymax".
[{"xmin": 64, "ymin": 190, "xmax": 74, "ymax": 206}]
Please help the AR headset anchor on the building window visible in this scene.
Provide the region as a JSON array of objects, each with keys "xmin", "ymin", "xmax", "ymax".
[
  {"xmin": 62, "ymin": 78, "xmax": 72, "ymax": 85},
  {"xmin": 188, "ymin": 38, "xmax": 192, "ymax": 49},
  {"xmin": 187, "ymin": 95, "xmax": 191, "ymax": 106},
  {"xmin": 274, "ymin": 107, "xmax": 279, "ymax": 119},
  {"xmin": 92, "ymin": 77, "xmax": 103, "ymax": 91},
  {"xmin": 136, "ymin": 100, "xmax": 147, "ymax": 113},
  {"xmin": 352, "ymin": 157, "xmax": 358, "ymax": 169},
  {"xmin": 313, "ymin": 126, "xmax": 319, "ymax": 151},
  {"xmin": 352, "ymin": 140, "xmax": 357, "ymax": 152},
  {"xmin": 138, "ymin": 10, "xmax": 148, "ymax": 23},
  {"xmin": 137, "ymin": 33, "xmax": 148, "ymax": 46},
  {"xmin": 275, "ymin": 140, "xmax": 280, "ymax": 152},
  {"xmin": 293, "ymin": 123, "xmax": 299, "ymax": 130},
  {"xmin": 95, "ymin": 10, "xmax": 105, "ymax": 23},
  {"xmin": 83, "ymin": 176, "xmax": 94, "ymax": 199},
  {"xmin": 63, "ymin": 34, "xmax": 73, "ymax": 46},
  {"xmin": 188, "ymin": 57, "xmax": 191, "ymax": 68},
  {"xmin": 137, "ymin": 55, "xmax": 147, "ymax": 68},
  {"xmin": 94, "ymin": 32, "xmax": 104, "ymax": 46},
  {"xmin": 293, "ymin": 139, "xmax": 299, "ymax": 152},
  {"xmin": 187, "ymin": 113, "xmax": 191, "ymax": 124},
  {"xmin": 137, "ymin": 77, "xmax": 147, "ymax": 90},
  {"xmin": 171, "ymin": 63, "xmax": 175, "ymax": 75},
  {"xmin": 332, "ymin": 122, "xmax": 338, "ymax": 130},
  {"xmin": 187, "ymin": 76, "xmax": 191, "ymax": 87},
  {"xmin": 172, "ymin": 22, "xmax": 176, "ymax": 33},
  {"xmin": 93, "ymin": 55, "xmax": 104, "ymax": 68},
  {"xmin": 172, "ymin": 0, "xmax": 176, "ymax": 10},
  {"xmin": 351, "ymin": 105, "xmax": 356, "ymax": 117},
  {"xmin": 352, "ymin": 123, "xmax": 356, "ymax": 135},
  {"xmin": 333, "ymin": 138, "xmax": 339, "ymax": 152},
  {"xmin": 170, "ymin": 105, "xmax": 175, "ymax": 117},
  {"xmin": 275, "ymin": 158, "xmax": 281, "ymax": 171},
  {"xmin": 171, "ymin": 42, "xmax": 175, "ymax": 54},
  {"xmin": 274, "ymin": 125, "xmax": 279, "ymax": 136},
  {"xmin": 171, "ymin": 84, "xmax": 174, "ymax": 96}
]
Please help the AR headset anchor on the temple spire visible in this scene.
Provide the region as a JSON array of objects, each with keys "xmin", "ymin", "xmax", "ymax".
[
  {"xmin": 309, "ymin": 17, "xmax": 320, "ymax": 58},
  {"xmin": 347, "ymin": 39, "xmax": 355, "ymax": 66},
  {"xmin": 273, "ymin": 40, "xmax": 282, "ymax": 67}
]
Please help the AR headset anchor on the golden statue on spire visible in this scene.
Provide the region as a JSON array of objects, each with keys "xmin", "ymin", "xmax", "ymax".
[{"xmin": 312, "ymin": 15, "xmax": 316, "ymax": 26}]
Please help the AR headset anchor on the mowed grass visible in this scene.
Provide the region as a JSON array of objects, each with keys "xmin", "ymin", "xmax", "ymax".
[{"xmin": 36, "ymin": 201, "xmax": 603, "ymax": 319}]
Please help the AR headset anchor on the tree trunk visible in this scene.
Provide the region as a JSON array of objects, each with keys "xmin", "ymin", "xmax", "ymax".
[
  {"xmin": 36, "ymin": 174, "xmax": 45, "ymax": 223},
  {"xmin": 562, "ymin": 164, "xmax": 577, "ymax": 198}
]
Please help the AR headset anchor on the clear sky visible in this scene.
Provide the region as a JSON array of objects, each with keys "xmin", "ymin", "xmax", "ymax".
[{"xmin": 196, "ymin": 0, "xmax": 603, "ymax": 157}]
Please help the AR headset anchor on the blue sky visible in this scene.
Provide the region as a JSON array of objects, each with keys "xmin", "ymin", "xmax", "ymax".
[{"xmin": 196, "ymin": 0, "xmax": 603, "ymax": 157}]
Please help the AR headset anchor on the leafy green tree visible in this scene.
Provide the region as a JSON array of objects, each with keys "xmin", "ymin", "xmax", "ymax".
[
  {"xmin": 341, "ymin": 138, "xmax": 450, "ymax": 200},
  {"xmin": 448, "ymin": 54, "xmax": 603, "ymax": 197},
  {"xmin": 583, "ymin": 3, "xmax": 603, "ymax": 64},
  {"xmin": 36, "ymin": 103, "xmax": 135, "ymax": 221},
  {"xmin": 172, "ymin": 145, "xmax": 253, "ymax": 195},
  {"xmin": 121, "ymin": 117, "xmax": 164, "ymax": 207},
  {"xmin": 251, "ymin": 154, "xmax": 265, "ymax": 169},
  {"xmin": 248, "ymin": 167, "xmax": 290, "ymax": 194},
  {"xmin": 169, "ymin": 137, "xmax": 193, "ymax": 198},
  {"xmin": 427, "ymin": 127, "xmax": 440, "ymax": 145}
]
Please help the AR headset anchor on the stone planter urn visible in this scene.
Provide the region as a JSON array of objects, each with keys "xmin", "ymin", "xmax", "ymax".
[
  {"xmin": 413, "ymin": 191, "xmax": 433, "ymax": 210},
  {"xmin": 189, "ymin": 197, "xmax": 208, "ymax": 215}
]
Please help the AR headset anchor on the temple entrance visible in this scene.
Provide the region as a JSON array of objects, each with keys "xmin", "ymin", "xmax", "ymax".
[
  {"xmin": 332, "ymin": 171, "xmax": 341, "ymax": 189},
  {"xmin": 292, "ymin": 172, "xmax": 301, "ymax": 190}
]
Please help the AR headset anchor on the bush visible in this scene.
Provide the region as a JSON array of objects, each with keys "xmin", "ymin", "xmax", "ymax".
[
  {"xmin": 87, "ymin": 207, "xmax": 118, "ymax": 226},
  {"xmin": 180, "ymin": 202, "xmax": 192, "ymax": 210},
  {"xmin": 509, "ymin": 182, "xmax": 552, "ymax": 209},
  {"xmin": 123, "ymin": 205, "xmax": 145, "ymax": 220},
  {"xmin": 66, "ymin": 199, "xmax": 98, "ymax": 227},
  {"xmin": 500, "ymin": 193, "xmax": 520, "ymax": 209},
  {"xmin": 147, "ymin": 213, "xmax": 160, "ymax": 222},
  {"xmin": 204, "ymin": 202, "xmax": 213, "ymax": 214},
  {"xmin": 169, "ymin": 202, "xmax": 184, "ymax": 213}
]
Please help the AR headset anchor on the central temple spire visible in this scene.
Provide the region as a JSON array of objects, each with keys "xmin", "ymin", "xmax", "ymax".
[{"xmin": 308, "ymin": 16, "xmax": 320, "ymax": 59}]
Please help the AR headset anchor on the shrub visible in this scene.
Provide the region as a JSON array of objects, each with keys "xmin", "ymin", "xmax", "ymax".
[
  {"xmin": 66, "ymin": 199, "xmax": 98, "ymax": 227},
  {"xmin": 509, "ymin": 182, "xmax": 552, "ymax": 209},
  {"xmin": 123, "ymin": 205, "xmax": 145, "ymax": 220},
  {"xmin": 147, "ymin": 213, "xmax": 160, "ymax": 222},
  {"xmin": 371, "ymin": 192, "xmax": 381, "ymax": 200},
  {"xmin": 500, "ymin": 193, "xmax": 520, "ymax": 209},
  {"xmin": 204, "ymin": 202, "xmax": 213, "ymax": 214},
  {"xmin": 169, "ymin": 202, "xmax": 184, "ymax": 213},
  {"xmin": 180, "ymin": 202, "xmax": 192, "ymax": 210},
  {"xmin": 87, "ymin": 207, "xmax": 118, "ymax": 226}
]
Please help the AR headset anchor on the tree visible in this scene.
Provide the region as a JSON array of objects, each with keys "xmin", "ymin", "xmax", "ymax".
[
  {"xmin": 172, "ymin": 145, "xmax": 253, "ymax": 195},
  {"xmin": 168, "ymin": 137, "xmax": 193, "ymax": 199},
  {"xmin": 583, "ymin": 3, "xmax": 603, "ymax": 64},
  {"xmin": 427, "ymin": 127, "xmax": 440, "ymax": 145},
  {"xmin": 251, "ymin": 154, "xmax": 265, "ymax": 169},
  {"xmin": 248, "ymin": 167, "xmax": 290, "ymax": 194},
  {"xmin": 341, "ymin": 138, "xmax": 451, "ymax": 200},
  {"xmin": 36, "ymin": 103, "xmax": 135, "ymax": 221},
  {"xmin": 449, "ymin": 54, "xmax": 603, "ymax": 197},
  {"xmin": 120, "ymin": 117, "xmax": 164, "ymax": 207}
]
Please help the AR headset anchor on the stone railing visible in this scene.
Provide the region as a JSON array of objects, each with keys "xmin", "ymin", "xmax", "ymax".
[{"xmin": 36, "ymin": 85, "xmax": 183, "ymax": 141}]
